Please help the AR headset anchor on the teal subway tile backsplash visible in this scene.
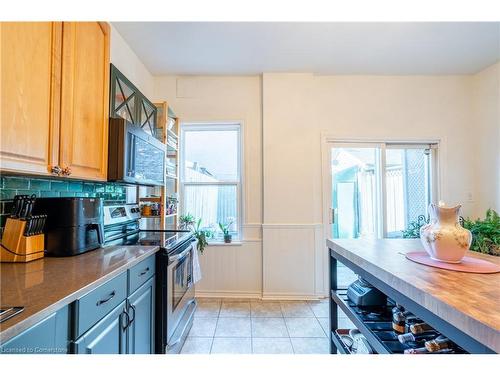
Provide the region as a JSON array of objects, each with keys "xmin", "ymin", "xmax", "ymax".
[
  {"xmin": 3, "ymin": 176, "xmax": 30, "ymax": 189},
  {"xmin": 29, "ymin": 179, "xmax": 52, "ymax": 191},
  {"xmin": 50, "ymin": 180, "xmax": 68, "ymax": 191},
  {"xmin": 68, "ymin": 181, "xmax": 83, "ymax": 192},
  {"xmin": 0, "ymin": 174, "xmax": 130, "ymax": 235}
]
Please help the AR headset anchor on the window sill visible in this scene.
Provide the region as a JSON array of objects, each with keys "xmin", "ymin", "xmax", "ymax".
[{"xmin": 207, "ymin": 241, "xmax": 243, "ymax": 247}]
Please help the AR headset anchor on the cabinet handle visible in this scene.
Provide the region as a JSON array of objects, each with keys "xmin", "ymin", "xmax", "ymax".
[
  {"xmin": 129, "ymin": 304, "xmax": 136, "ymax": 325},
  {"xmin": 139, "ymin": 267, "xmax": 150, "ymax": 276},
  {"xmin": 121, "ymin": 309, "xmax": 130, "ymax": 330},
  {"xmin": 62, "ymin": 166, "xmax": 72, "ymax": 176},
  {"xmin": 96, "ymin": 291, "xmax": 116, "ymax": 306},
  {"xmin": 51, "ymin": 166, "xmax": 63, "ymax": 176}
]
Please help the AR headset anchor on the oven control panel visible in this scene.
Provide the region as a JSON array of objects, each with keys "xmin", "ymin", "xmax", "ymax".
[{"xmin": 104, "ymin": 204, "xmax": 141, "ymax": 226}]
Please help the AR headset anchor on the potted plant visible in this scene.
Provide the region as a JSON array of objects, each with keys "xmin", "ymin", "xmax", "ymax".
[
  {"xmin": 192, "ymin": 218, "xmax": 213, "ymax": 254},
  {"xmin": 218, "ymin": 220, "xmax": 233, "ymax": 243},
  {"xmin": 179, "ymin": 213, "xmax": 196, "ymax": 230},
  {"xmin": 462, "ymin": 209, "xmax": 500, "ymax": 256}
]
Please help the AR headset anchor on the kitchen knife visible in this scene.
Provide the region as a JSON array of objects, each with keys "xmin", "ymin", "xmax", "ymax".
[
  {"xmin": 34, "ymin": 215, "xmax": 43, "ymax": 235},
  {"xmin": 35, "ymin": 215, "xmax": 46, "ymax": 235},
  {"xmin": 24, "ymin": 216, "xmax": 33, "ymax": 236},
  {"xmin": 40, "ymin": 215, "xmax": 47, "ymax": 235},
  {"xmin": 31, "ymin": 215, "xmax": 39, "ymax": 235},
  {"xmin": 11, "ymin": 195, "xmax": 27, "ymax": 218},
  {"xmin": 20, "ymin": 194, "xmax": 36, "ymax": 220}
]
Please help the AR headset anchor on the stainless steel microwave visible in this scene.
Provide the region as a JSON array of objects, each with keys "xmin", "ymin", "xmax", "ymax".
[{"xmin": 108, "ymin": 118, "xmax": 166, "ymax": 186}]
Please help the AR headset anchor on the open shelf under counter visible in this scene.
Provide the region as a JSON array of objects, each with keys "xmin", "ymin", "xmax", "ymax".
[
  {"xmin": 328, "ymin": 239, "xmax": 499, "ymax": 354},
  {"xmin": 331, "ymin": 290, "xmax": 391, "ymax": 354},
  {"xmin": 331, "ymin": 329, "xmax": 352, "ymax": 354}
]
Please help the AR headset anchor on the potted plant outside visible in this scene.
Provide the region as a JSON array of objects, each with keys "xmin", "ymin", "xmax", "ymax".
[{"xmin": 219, "ymin": 220, "xmax": 233, "ymax": 243}]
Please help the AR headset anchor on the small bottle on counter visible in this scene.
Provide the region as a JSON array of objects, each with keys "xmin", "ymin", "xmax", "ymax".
[
  {"xmin": 410, "ymin": 322, "xmax": 434, "ymax": 334},
  {"xmin": 398, "ymin": 332, "xmax": 440, "ymax": 344},
  {"xmin": 425, "ymin": 337, "xmax": 452, "ymax": 352}
]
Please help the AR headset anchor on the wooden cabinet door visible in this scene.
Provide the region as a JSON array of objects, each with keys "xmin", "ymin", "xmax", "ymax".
[
  {"xmin": 127, "ymin": 277, "xmax": 155, "ymax": 354},
  {"xmin": 0, "ymin": 22, "xmax": 61, "ymax": 175},
  {"xmin": 60, "ymin": 22, "xmax": 109, "ymax": 181}
]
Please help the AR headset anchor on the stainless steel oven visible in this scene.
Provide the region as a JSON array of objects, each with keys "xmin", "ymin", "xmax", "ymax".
[
  {"xmin": 156, "ymin": 237, "xmax": 197, "ymax": 354},
  {"xmin": 167, "ymin": 241, "xmax": 196, "ymax": 347}
]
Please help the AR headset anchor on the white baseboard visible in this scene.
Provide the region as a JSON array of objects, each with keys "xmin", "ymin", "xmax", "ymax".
[
  {"xmin": 261, "ymin": 292, "xmax": 325, "ymax": 301},
  {"xmin": 195, "ymin": 290, "xmax": 262, "ymax": 299}
]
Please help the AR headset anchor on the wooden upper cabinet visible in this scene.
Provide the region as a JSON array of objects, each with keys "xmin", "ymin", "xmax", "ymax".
[
  {"xmin": 60, "ymin": 22, "xmax": 110, "ymax": 181},
  {"xmin": 0, "ymin": 22, "xmax": 62, "ymax": 175}
]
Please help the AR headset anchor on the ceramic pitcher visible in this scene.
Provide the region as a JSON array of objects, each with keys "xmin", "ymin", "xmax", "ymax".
[{"xmin": 419, "ymin": 204, "xmax": 472, "ymax": 263}]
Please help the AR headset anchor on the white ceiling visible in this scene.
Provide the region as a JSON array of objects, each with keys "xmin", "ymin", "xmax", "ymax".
[{"xmin": 113, "ymin": 22, "xmax": 500, "ymax": 75}]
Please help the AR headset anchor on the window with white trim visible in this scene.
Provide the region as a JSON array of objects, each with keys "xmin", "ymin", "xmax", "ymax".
[{"xmin": 180, "ymin": 123, "xmax": 242, "ymax": 240}]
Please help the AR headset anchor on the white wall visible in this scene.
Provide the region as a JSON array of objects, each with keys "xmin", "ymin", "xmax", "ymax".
[
  {"xmin": 110, "ymin": 25, "xmax": 155, "ymax": 99},
  {"xmin": 155, "ymin": 76, "xmax": 263, "ymax": 298},
  {"xmin": 472, "ymin": 62, "xmax": 500, "ymax": 216},
  {"xmin": 262, "ymin": 72, "xmax": 498, "ymax": 298}
]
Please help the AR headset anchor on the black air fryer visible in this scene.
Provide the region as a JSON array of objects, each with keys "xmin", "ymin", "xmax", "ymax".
[{"xmin": 32, "ymin": 197, "xmax": 104, "ymax": 256}]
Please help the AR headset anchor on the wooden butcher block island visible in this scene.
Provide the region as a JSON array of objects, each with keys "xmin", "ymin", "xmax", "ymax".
[{"xmin": 327, "ymin": 238, "xmax": 500, "ymax": 354}]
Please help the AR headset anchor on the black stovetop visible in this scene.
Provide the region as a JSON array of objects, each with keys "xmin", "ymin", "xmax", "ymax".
[
  {"xmin": 104, "ymin": 222, "xmax": 192, "ymax": 252},
  {"xmin": 137, "ymin": 230, "xmax": 192, "ymax": 251}
]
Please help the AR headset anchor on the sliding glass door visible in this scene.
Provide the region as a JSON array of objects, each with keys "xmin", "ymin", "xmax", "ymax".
[{"xmin": 330, "ymin": 142, "xmax": 438, "ymax": 240}]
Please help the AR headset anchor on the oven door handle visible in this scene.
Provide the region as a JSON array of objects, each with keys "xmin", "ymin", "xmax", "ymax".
[{"xmin": 169, "ymin": 244, "xmax": 193, "ymax": 262}]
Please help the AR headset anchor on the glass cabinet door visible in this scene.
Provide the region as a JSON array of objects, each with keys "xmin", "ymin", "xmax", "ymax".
[
  {"xmin": 139, "ymin": 97, "xmax": 157, "ymax": 137},
  {"xmin": 110, "ymin": 64, "xmax": 157, "ymax": 138},
  {"xmin": 111, "ymin": 70, "xmax": 138, "ymax": 124}
]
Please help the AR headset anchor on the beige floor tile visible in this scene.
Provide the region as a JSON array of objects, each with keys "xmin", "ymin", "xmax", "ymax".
[
  {"xmin": 251, "ymin": 318, "xmax": 289, "ymax": 338},
  {"xmin": 252, "ymin": 338, "xmax": 294, "ymax": 354},
  {"xmin": 220, "ymin": 301, "xmax": 251, "ymax": 317},
  {"xmin": 250, "ymin": 301, "xmax": 282, "ymax": 317},
  {"xmin": 308, "ymin": 300, "xmax": 329, "ymax": 318},
  {"xmin": 188, "ymin": 317, "xmax": 218, "ymax": 337},
  {"xmin": 280, "ymin": 301, "xmax": 315, "ymax": 317},
  {"xmin": 195, "ymin": 300, "xmax": 221, "ymax": 318},
  {"xmin": 180, "ymin": 337, "xmax": 213, "ymax": 354},
  {"xmin": 291, "ymin": 338, "xmax": 330, "ymax": 354},
  {"xmin": 211, "ymin": 338, "xmax": 252, "ymax": 354},
  {"xmin": 215, "ymin": 317, "xmax": 251, "ymax": 337},
  {"xmin": 285, "ymin": 318, "xmax": 327, "ymax": 338},
  {"xmin": 317, "ymin": 317, "xmax": 330, "ymax": 335}
]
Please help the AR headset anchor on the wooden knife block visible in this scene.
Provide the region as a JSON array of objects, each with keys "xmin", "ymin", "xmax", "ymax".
[{"xmin": 0, "ymin": 218, "xmax": 45, "ymax": 262}]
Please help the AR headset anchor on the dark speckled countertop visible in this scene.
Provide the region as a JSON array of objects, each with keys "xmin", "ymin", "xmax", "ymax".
[{"xmin": 0, "ymin": 245, "xmax": 159, "ymax": 344}]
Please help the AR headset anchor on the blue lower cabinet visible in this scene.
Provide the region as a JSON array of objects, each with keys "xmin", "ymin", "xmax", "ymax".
[
  {"xmin": 0, "ymin": 306, "xmax": 69, "ymax": 354},
  {"xmin": 127, "ymin": 276, "xmax": 155, "ymax": 354},
  {"xmin": 73, "ymin": 301, "xmax": 127, "ymax": 354}
]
